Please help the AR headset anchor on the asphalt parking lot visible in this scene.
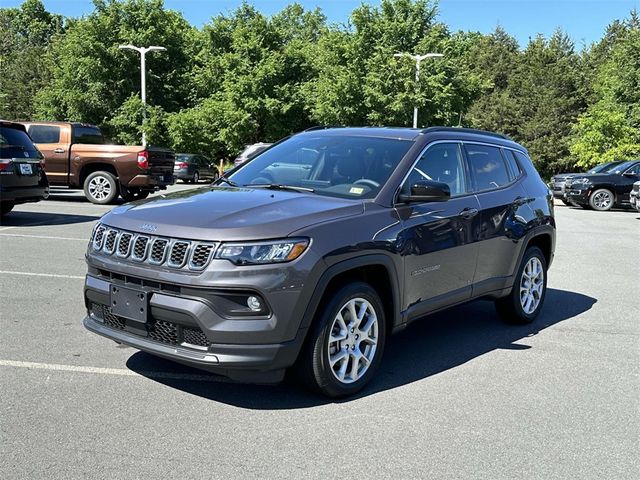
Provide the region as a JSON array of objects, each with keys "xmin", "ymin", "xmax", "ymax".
[{"xmin": 1, "ymin": 185, "xmax": 638, "ymax": 479}]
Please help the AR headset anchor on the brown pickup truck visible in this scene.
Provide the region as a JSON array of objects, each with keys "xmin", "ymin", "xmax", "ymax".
[{"xmin": 19, "ymin": 121, "xmax": 175, "ymax": 204}]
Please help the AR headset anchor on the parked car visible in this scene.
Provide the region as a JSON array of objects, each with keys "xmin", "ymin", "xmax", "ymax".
[
  {"xmin": 233, "ymin": 142, "xmax": 272, "ymax": 167},
  {"xmin": 0, "ymin": 120, "xmax": 49, "ymax": 216},
  {"xmin": 630, "ymin": 181, "xmax": 640, "ymax": 213},
  {"xmin": 173, "ymin": 153, "xmax": 220, "ymax": 183},
  {"xmin": 549, "ymin": 160, "xmax": 625, "ymax": 205},
  {"xmin": 19, "ymin": 121, "xmax": 175, "ymax": 204},
  {"xmin": 83, "ymin": 127, "xmax": 555, "ymax": 397},
  {"xmin": 564, "ymin": 160, "xmax": 640, "ymax": 211}
]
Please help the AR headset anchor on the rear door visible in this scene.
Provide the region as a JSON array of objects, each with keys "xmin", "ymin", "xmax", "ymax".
[
  {"xmin": 616, "ymin": 162, "xmax": 640, "ymax": 204},
  {"xmin": 463, "ymin": 143, "xmax": 530, "ymax": 294},
  {"xmin": 27, "ymin": 124, "xmax": 67, "ymax": 185},
  {"xmin": 398, "ymin": 142, "xmax": 481, "ymax": 319}
]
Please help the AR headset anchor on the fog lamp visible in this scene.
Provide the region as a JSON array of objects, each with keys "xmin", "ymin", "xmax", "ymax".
[{"xmin": 247, "ymin": 296, "xmax": 262, "ymax": 311}]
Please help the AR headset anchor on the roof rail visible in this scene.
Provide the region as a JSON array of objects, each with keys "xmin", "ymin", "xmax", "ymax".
[
  {"xmin": 303, "ymin": 125, "xmax": 345, "ymax": 132},
  {"xmin": 421, "ymin": 126, "xmax": 511, "ymax": 140}
]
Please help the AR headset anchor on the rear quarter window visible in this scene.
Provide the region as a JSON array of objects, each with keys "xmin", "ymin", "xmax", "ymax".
[
  {"xmin": 503, "ymin": 149, "xmax": 523, "ymax": 180},
  {"xmin": 28, "ymin": 125, "xmax": 61, "ymax": 143},
  {"xmin": 73, "ymin": 126, "xmax": 105, "ymax": 144}
]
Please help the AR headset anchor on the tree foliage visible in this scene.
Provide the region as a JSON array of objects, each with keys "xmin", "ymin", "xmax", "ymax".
[{"xmin": 0, "ymin": 0, "xmax": 638, "ymax": 177}]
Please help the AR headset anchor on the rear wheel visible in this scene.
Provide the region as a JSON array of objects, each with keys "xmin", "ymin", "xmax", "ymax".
[
  {"xmin": 84, "ymin": 171, "xmax": 118, "ymax": 204},
  {"xmin": 495, "ymin": 246, "xmax": 547, "ymax": 324},
  {"xmin": 1, "ymin": 202, "xmax": 15, "ymax": 216},
  {"xmin": 191, "ymin": 171, "xmax": 199, "ymax": 184},
  {"xmin": 298, "ymin": 282, "xmax": 386, "ymax": 398},
  {"xmin": 589, "ymin": 188, "xmax": 614, "ymax": 211}
]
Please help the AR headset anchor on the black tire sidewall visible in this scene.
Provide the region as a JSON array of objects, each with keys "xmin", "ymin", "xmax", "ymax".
[
  {"xmin": 306, "ymin": 281, "xmax": 386, "ymax": 397},
  {"xmin": 1, "ymin": 202, "xmax": 15, "ymax": 215},
  {"xmin": 84, "ymin": 171, "xmax": 118, "ymax": 205}
]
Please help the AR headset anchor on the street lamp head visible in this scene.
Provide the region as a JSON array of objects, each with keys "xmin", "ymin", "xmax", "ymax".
[
  {"xmin": 147, "ymin": 46, "xmax": 167, "ymax": 52},
  {"xmin": 118, "ymin": 44, "xmax": 137, "ymax": 51}
]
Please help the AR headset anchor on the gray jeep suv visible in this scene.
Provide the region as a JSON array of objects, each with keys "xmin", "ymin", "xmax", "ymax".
[{"xmin": 83, "ymin": 127, "xmax": 555, "ymax": 397}]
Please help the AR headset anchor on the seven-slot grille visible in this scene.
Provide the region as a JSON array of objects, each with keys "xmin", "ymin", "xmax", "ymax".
[{"xmin": 90, "ymin": 224, "xmax": 216, "ymax": 271}]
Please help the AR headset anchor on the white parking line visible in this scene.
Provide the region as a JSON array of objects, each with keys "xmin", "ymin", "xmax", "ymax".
[
  {"xmin": 0, "ymin": 233, "xmax": 87, "ymax": 241},
  {"xmin": 0, "ymin": 359, "xmax": 231, "ymax": 383},
  {"xmin": 0, "ymin": 270, "xmax": 85, "ymax": 280}
]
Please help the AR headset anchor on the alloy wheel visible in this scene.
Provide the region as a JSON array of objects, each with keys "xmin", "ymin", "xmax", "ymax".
[
  {"xmin": 593, "ymin": 190, "xmax": 612, "ymax": 210},
  {"xmin": 88, "ymin": 176, "xmax": 112, "ymax": 201},
  {"xmin": 519, "ymin": 257, "xmax": 544, "ymax": 314},
  {"xmin": 327, "ymin": 297, "xmax": 378, "ymax": 384}
]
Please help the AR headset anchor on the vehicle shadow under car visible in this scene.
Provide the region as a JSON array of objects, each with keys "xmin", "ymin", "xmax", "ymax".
[
  {"xmin": 127, "ymin": 288, "xmax": 596, "ymax": 409},
  {"xmin": 0, "ymin": 210, "xmax": 101, "ymax": 227}
]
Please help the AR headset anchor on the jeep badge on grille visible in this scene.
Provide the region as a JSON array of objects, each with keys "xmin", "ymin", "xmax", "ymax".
[{"xmin": 139, "ymin": 223, "xmax": 157, "ymax": 233}]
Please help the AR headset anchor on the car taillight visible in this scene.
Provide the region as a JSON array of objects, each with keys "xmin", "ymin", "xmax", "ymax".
[
  {"xmin": 0, "ymin": 160, "xmax": 12, "ymax": 171},
  {"xmin": 137, "ymin": 151, "xmax": 149, "ymax": 169},
  {"xmin": 177, "ymin": 162, "xmax": 189, "ymax": 169}
]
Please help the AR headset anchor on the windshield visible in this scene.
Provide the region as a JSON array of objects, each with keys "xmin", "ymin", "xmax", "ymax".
[
  {"xmin": 607, "ymin": 160, "xmax": 637, "ymax": 174},
  {"xmin": 228, "ymin": 135, "xmax": 414, "ymax": 199},
  {"xmin": 0, "ymin": 125, "xmax": 43, "ymax": 159},
  {"xmin": 588, "ymin": 161, "xmax": 624, "ymax": 174}
]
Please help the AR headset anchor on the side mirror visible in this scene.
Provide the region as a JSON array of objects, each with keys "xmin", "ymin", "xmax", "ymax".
[{"xmin": 398, "ymin": 180, "xmax": 450, "ymax": 203}]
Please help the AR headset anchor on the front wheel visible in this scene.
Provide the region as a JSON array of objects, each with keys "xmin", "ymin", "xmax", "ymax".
[
  {"xmin": 83, "ymin": 171, "xmax": 118, "ymax": 204},
  {"xmin": 589, "ymin": 188, "xmax": 614, "ymax": 211},
  {"xmin": 495, "ymin": 246, "xmax": 547, "ymax": 324},
  {"xmin": 298, "ymin": 282, "xmax": 386, "ymax": 398}
]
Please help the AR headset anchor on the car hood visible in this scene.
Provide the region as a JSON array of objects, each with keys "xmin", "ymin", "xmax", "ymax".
[{"xmin": 101, "ymin": 186, "xmax": 364, "ymax": 241}]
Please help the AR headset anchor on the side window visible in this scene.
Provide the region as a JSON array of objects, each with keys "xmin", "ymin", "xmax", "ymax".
[
  {"xmin": 28, "ymin": 125, "xmax": 60, "ymax": 143},
  {"xmin": 404, "ymin": 143, "xmax": 468, "ymax": 197},
  {"xmin": 464, "ymin": 144, "xmax": 511, "ymax": 191},
  {"xmin": 503, "ymin": 149, "xmax": 523, "ymax": 181}
]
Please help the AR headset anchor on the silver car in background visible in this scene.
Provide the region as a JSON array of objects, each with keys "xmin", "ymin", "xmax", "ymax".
[{"xmin": 233, "ymin": 142, "xmax": 273, "ymax": 167}]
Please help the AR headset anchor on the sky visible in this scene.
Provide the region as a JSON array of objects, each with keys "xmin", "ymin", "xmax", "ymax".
[{"xmin": 2, "ymin": 0, "xmax": 638, "ymax": 48}]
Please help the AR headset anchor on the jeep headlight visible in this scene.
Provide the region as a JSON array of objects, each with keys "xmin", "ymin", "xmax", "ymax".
[{"xmin": 215, "ymin": 238, "xmax": 309, "ymax": 265}]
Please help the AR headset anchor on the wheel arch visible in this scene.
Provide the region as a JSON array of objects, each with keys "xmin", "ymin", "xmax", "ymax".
[
  {"xmin": 299, "ymin": 255, "xmax": 402, "ymax": 339},
  {"xmin": 79, "ymin": 163, "xmax": 118, "ymax": 185}
]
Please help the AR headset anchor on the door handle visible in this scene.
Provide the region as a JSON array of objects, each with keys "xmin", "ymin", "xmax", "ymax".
[
  {"xmin": 512, "ymin": 196, "xmax": 530, "ymax": 206},
  {"xmin": 459, "ymin": 207, "xmax": 479, "ymax": 219},
  {"xmin": 53, "ymin": 148, "xmax": 65, "ymax": 154}
]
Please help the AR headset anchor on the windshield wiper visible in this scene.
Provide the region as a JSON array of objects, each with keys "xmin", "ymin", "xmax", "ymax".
[
  {"xmin": 247, "ymin": 183, "xmax": 315, "ymax": 193},
  {"xmin": 217, "ymin": 176, "xmax": 239, "ymax": 187}
]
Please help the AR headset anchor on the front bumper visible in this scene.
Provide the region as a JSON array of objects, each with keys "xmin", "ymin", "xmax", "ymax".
[
  {"xmin": 564, "ymin": 187, "xmax": 589, "ymax": 204},
  {"xmin": 549, "ymin": 181, "xmax": 566, "ymax": 198}
]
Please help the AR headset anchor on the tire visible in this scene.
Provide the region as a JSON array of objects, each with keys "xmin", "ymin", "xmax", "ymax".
[
  {"xmin": 191, "ymin": 171, "xmax": 199, "ymax": 184},
  {"xmin": 120, "ymin": 187, "xmax": 150, "ymax": 203},
  {"xmin": 589, "ymin": 188, "xmax": 614, "ymax": 211},
  {"xmin": 1, "ymin": 202, "xmax": 15, "ymax": 216},
  {"xmin": 297, "ymin": 281, "xmax": 386, "ymax": 398},
  {"xmin": 83, "ymin": 171, "xmax": 118, "ymax": 205},
  {"xmin": 495, "ymin": 246, "xmax": 547, "ymax": 325}
]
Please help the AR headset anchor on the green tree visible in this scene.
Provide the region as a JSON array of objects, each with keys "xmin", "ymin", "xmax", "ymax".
[
  {"xmin": 0, "ymin": 0, "xmax": 63, "ymax": 120},
  {"xmin": 35, "ymin": 0, "xmax": 198, "ymax": 140}
]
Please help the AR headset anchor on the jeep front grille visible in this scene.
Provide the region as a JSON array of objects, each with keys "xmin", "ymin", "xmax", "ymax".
[{"xmin": 89, "ymin": 224, "xmax": 217, "ymax": 271}]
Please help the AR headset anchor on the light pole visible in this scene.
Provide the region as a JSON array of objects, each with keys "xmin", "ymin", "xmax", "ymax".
[
  {"xmin": 393, "ymin": 52, "xmax": 444, "ymax": 128},
  {"xmin": 119, "ymin": 44, "xmax": 166, "ymax": 146}
]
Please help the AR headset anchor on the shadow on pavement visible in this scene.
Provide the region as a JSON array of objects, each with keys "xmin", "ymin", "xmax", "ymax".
[
  {"xmin": 0, "ymin": 210, "xmax": 100, "ymax": 227},
  {"xmin": 127, "ymin": 288, "xmax": 596, "ymax": 409}
]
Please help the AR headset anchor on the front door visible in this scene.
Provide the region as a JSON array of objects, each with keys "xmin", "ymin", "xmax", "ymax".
[{"xmin": 397, "ymin": 142, "xmax": 481, "ymax": 320}]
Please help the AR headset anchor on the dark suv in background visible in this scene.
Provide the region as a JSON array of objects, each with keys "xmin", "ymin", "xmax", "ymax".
[
  {"xmin": 0, "ymin": 120, "xmax": 49, "ymax": 216},
  {"xmin": 564, "ymin": 160, "xmax": 640, "ymax": 211},
  {"xmin": 549, "ymin": 160, "xmax": 624, "ymax": 205},
  {"xmin": 83, "ymin": 127, "xmax": 555, "ymax": 397}
]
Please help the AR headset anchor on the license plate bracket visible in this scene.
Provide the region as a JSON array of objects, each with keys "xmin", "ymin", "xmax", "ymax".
[{"xmin": 111, "ymin": 285, "xmax": 149, "ymax": 324}]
